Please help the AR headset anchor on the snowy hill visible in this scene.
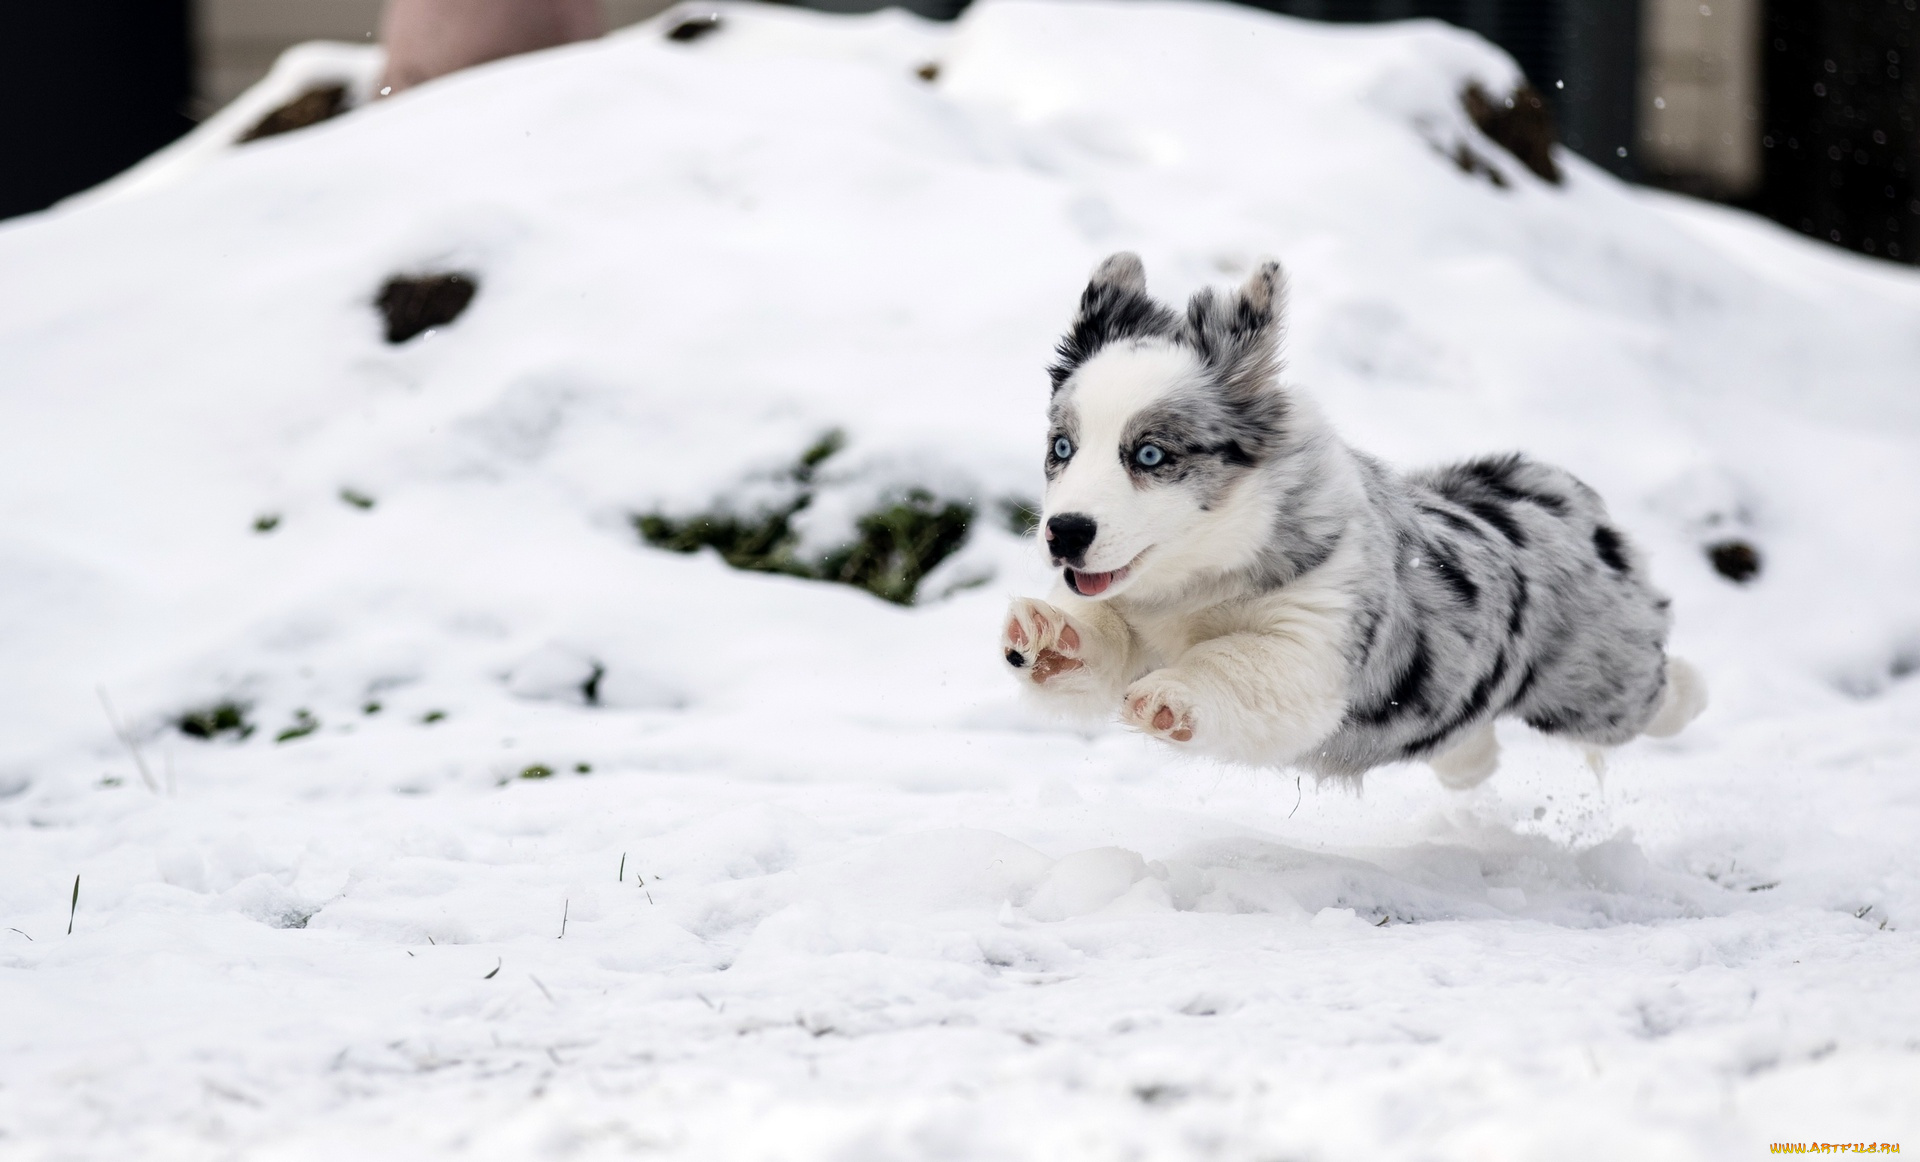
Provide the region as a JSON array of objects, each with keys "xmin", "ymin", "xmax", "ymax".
[{"xmin": 2, "ymin": 1, "xmax": 1919, "ymax": 1157}]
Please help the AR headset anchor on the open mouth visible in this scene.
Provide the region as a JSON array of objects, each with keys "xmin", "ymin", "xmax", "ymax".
[
  {"xmin": 1063, "ymin": 549, "xmax": 1147, "ymax": 597},
  {"xmin": 1065, "ymin": 565, "xmax": 1128, "ymax": 596}
]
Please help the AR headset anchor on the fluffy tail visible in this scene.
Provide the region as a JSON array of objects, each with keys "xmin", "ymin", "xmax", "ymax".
[{"xmin": 1643, "ymin": 657, "xmax": 1708, "ymax": 739}]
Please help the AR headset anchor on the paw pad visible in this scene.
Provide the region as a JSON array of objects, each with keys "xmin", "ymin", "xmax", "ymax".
[
  {"xmin": 1030, "ymin": 649, "xmax": 1083, "ymax": 682},
  {"xmin": 1125, "ymin": 686, "xmax": 1195, "ymax": 743},
  {"xmin": 1002, "ymin": 598, "xmax": 1086, "ymax": 685}
]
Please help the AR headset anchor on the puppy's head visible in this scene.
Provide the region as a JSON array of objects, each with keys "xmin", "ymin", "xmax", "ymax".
[{"xmin": 1039, "ymin": 253, "xmax": 1290, "ymax": 602}]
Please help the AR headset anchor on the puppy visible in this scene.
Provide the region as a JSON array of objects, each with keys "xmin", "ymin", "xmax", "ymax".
[{"xmin": 1000, "ymin": 253, "xmax": 1706, "ymax": 785}]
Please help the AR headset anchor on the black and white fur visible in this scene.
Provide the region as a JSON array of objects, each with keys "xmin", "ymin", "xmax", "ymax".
[{"xmin": 1000, "ymin": 253, "xmax": 1706, "ymax": 785}]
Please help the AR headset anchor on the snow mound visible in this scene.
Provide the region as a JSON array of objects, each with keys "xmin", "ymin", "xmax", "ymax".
[{"xmin": 2, "ymin": 1, "xmax": 1918, "ymax": 1156}]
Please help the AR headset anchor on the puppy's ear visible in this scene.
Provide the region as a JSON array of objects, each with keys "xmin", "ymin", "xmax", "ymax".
[
  {"xmin": 1238, "ymin": 259, "xmax": 1284, "ymax": 318},
  {"xmin": 1183, "ymin": 258, "xmax": 1287, "ymax": 397},
  {"xmin": 1088, "ymin": 251, "xmax": 1147, "ymax": 294},
  {"xmin": 1048, "ymin": 252, "xmax": 1178, "ymax": 392}
]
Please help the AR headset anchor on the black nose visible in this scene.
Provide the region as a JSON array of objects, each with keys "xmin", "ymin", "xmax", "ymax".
[{"xmin": 1046, "ymin": 513, "xmax": 1097, "ymax": 564}]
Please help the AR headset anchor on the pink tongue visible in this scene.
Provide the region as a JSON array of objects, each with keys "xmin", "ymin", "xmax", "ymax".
[{"xmin": 1073, "ymin": 569, "xmax": 1114, "ymax": 596}]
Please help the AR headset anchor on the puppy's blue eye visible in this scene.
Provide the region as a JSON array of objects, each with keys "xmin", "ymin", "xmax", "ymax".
[
  {"xmin": 1135, "ymin": 443, "xmax": 1165, "ymax": 467},
  {"xmin": 1053, "ymin": 436, "xmax": 1074, "ymax": 460}
]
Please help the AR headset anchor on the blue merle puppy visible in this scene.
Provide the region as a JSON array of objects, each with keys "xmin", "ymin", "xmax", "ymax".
[{"xmin": 999, "ymin": 253, "xmax": 1706, "ymax": 784}]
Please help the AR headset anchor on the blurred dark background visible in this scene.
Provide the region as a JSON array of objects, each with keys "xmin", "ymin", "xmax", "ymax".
[
  {"xmin": 0, "ymin": 0, "xmax": 198, "ymax": 220},
  {"xmin": 1758, "ymin": 0, "xmax": 1918, "ymax": 261},
  {"xmin": 2, "ymin": 0, "xmax": 1915, "ymax": 263}
]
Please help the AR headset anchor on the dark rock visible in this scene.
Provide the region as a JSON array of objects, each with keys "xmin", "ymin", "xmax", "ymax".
[
  {"xmin": 375, "ymin": 273, "xmax": 479, "ymax": 343},
  {"xmin": 240, "ymin": 85, "xmax": 349, "ymax": 143},
  {"xmin": 1462, "ymin": 82, "xmax": 1561, "ymax": 185},
  {"xmin": 666, "ymin": 14, "xmax": 722, "ymax": 42},
  {"xmin": 1707, "ymin": 539, "xmax": 1762, "ymax": 583}
]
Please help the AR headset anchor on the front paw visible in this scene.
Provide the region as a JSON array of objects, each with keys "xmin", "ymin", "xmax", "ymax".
[
  {"xmin": 1002, "ymin": 597, "xmax": 1086, "ymax": 686},
  {"xmin": 1122, "ymin": 672, "xmax": 1197, "ymax": 743}
]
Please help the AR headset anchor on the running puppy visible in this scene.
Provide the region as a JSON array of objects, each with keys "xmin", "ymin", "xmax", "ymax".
[{"xmin": 1001, "ymin": 253, "xmax": 1706, "ymax": 785}]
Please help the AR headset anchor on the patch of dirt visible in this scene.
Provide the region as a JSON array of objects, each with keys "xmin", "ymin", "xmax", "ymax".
[
  {"xmin": 240, "ymin": 86, "xmax": 350, "ymax": 144},
  {"xmin": 1462, "ymin": 82, "xmax": 1561, "ymax": 185}
]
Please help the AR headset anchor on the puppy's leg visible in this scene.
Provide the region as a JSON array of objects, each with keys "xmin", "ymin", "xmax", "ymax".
[
  {"xmin": 1430, "ymin": 721, "xmax": 1500, "ymax": 789},
  {"xmin": 1121, "ymin": 632, "xmax": 1349, "ymax": 765},
  {"xmin": 1001, "ymin": 595, "xmax": 1134, "ymax": 716},
  {"xmin": 1642, "ymin": 657, "xmax": 1707, "ymax": 739}
]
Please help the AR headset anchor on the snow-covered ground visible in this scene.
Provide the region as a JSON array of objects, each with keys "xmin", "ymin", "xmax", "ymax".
[{"xmin": 4, "ymin": 1, "xmax": 1919, "ymax": 1157}]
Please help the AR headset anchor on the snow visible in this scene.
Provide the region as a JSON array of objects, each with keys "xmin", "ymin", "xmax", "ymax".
[
  {"xmin": 3, "ymin": 1, "xmax": 1919, "ymax": 1156},
  {"xmin": 65, "ymin": 41, "xmax": 387, "ymax": 212}
]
